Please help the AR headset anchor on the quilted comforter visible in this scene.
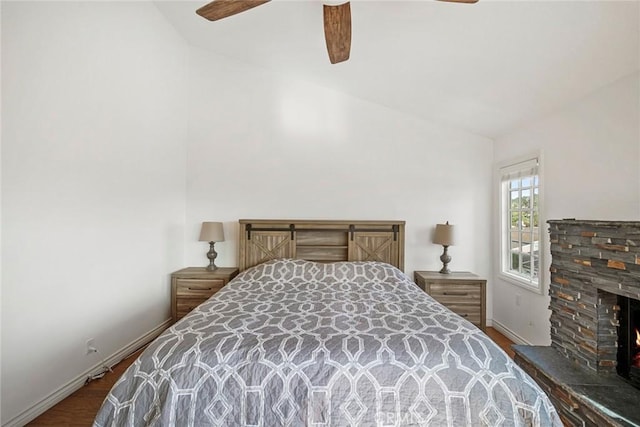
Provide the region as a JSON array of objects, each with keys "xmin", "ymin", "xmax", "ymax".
[{"xmin": 94, "ymin": 259, "xmax": 560, "ymax": 426}]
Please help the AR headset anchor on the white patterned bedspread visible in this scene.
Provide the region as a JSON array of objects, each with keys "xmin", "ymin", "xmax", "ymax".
[{"xmin": 94, "ymin": 259, "xmax": 560, "ymax": 426}]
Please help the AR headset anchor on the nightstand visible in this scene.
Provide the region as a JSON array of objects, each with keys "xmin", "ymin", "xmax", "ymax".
[
  {"xmin": 414, "ymin": 271, "xmax": 486, "ymax": 331},
  {"xmin": 171, "ymin": 267, "xmax": 239, "ymax": 323}
]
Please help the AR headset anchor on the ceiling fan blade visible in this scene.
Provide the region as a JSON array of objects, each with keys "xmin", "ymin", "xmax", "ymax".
[
  {"xmin": 436, "ymin": 0, "xmax": 479, "ymax": 3},
  {"xmin": 196, "ymin": 0, "xmax": 270, "ymax": 21},
  {"xmin": 323, "ymin": 2, "xmax": 351, "ymax": 64}
]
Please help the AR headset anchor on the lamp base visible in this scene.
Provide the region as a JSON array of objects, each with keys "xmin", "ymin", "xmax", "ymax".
[
  {"xmin": 439, "ymin": 245, "xmax": 451, "ymax": 274},
  {"xmin": 206, "ymin": 241, "xmax": 218, "ymax": 271}
]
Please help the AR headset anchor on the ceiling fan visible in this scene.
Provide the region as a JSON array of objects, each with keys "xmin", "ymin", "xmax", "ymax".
[{"xmin": 196, "ymin": 0, "xmax": 478, "ymax": 64}]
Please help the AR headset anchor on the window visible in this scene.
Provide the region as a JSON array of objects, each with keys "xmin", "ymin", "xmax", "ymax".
[{"xmin": 499, "ymin": 156, "xmax": 541, "ymax": 293}]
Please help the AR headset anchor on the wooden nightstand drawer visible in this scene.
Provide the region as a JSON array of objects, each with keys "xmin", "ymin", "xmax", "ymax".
[
  {"xmin": 175, "ymin": 279, "xmax": 225, "ymax": 297},
  {"xmin": 442, "ymin": 303, "xmax": 481, "ymax": 322},
  {"xmin": 171, "ymin": 267, "xmax": 239, "ymax": 323},
  {"xmin": 176, "ymin": 297, "xmax": 211, "ymax": 319},
  {"xmin": 428, "ymin": 283, "xmax": 482, "ymax": 302},
  {"xmin": 445, "ymin": 303, "xmax": 480, "ymax": 314}
]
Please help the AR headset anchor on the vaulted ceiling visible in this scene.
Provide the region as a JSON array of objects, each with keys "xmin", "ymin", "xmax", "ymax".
[{"xmin": 155, "ymin": 0, "xmax": 639, "ymax": 139}]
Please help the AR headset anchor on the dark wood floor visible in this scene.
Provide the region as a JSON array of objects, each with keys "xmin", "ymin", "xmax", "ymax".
[
  {"xmin": 26, "ymin": 348, "xmax": 145, "ymax": 427},
  {"xmin": 28, "ymin": 327, "xmax": 515, "ymax": 426},
  {"xmin": 486, "ymin": 326, "xmax": 516, "ymax": 359}
]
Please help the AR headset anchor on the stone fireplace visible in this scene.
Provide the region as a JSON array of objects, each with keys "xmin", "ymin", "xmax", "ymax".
[
  {"xmin": 547, "ymin": 220, "xmax": 640, "ymax": 379},
  {"xmin": 513, "ymin": 220, "xmax": 640, "ymax": 426}
]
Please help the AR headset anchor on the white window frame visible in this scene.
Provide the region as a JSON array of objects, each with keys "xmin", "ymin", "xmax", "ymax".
[{"xmin": 498, "ymin": 154, "xmax": 543, "ymax": 294}]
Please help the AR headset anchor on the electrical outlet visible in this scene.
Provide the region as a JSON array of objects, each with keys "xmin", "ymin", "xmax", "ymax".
[
  {"xmin": 86, "ymin": 338, "xmax": 97, "ymax": 355},
  {"xmin": 515, "ymin": 294, "xmax": 521, "ymax": 306}
]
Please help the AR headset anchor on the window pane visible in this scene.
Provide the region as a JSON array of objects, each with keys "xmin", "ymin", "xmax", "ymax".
[
  {"xmin": 522, "ymin": 249, "xmax": 530, "ymax": 275},
  {"xmin": 518, "ymin": 212, "xmax": 523, "ymax": 229},
  {"xmin": 510, "ymin": 211, "xmax": 519, "ymax": 228},
  {"xmin": 510, "ymin": 235, "xmax": 519, "ymax": 252},
  {"xmin": 511, "ymin": 251, "xmax": 520, "ymax": 271},
  {"xmin": 511, "ymin": 231, "xmax": 522, "ymax": 272},
  {"xmin": 521, "ymin": 177, "xmax": 532, "ymax": 187},
  {"xmin": 510, "ymin": 191, "xmax": 519, "ymax": 206},
  {"xmin": 510, "ymin": 179, "xmax": 519, "ymax": 189},
  {"xmin": 510, "ymin": 229, "xmax": 519, "ymax": 245}
]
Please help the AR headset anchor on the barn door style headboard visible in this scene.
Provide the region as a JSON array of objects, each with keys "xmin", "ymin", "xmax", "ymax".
[{"xmin": 238, "ymin": 219, "xmax": 405, "ymax": 272}]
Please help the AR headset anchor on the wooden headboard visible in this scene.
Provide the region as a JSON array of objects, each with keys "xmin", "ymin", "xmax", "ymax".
[{"xmin": 237, "ymin": 219, "xmax": 405, "ymax": 272}]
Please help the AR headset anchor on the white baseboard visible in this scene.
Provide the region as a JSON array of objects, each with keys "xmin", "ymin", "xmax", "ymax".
[
  {"xmin": 492, "ymin": 319, "xmax": 532, "ymax": 346},
  {"xmin": 4, "ymin": 319, "xmax": 172, "ymax": 427}
]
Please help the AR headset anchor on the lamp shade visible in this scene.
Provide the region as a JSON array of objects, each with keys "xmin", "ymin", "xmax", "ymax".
[
  {"xmin": 199, "ymin": 222, "xmax": 225, "ymax": 242},
  {"xmin": 433, "ymin": 222, "xmax": 454, "ymax": 246}
]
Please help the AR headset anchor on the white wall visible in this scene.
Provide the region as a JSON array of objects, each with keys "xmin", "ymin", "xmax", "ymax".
[
  {"xmin": 1, "ymin": 3, "xmax": 496, "ymax": 423},
  {"xmin": 1, "ymin": 2, "xmax": 188, "ymax": 424},
  {"xmin": 492, "ymin": 72, "xmax": 640, "ymax": 345},
  {"xmin": 184, "ymin": 46, "xmax": 494, "ymax": 303}
]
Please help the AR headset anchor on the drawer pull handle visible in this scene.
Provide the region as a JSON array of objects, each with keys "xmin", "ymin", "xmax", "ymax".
[
  {"xmin": 461, "ymin": 314, "xmax": 469, "ymax": 317},
  {"xmin": 443, "ymin": 292, "xmax": 468, "ymax": 296},
  {"xmin": 188, "ymin": 287, "xmax": 213, "ymax": 291}
]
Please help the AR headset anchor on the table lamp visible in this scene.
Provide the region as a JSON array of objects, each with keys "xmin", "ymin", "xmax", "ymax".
[
  {"xmin": 199, "ymin": 222, "xmax": 225, "ymax": 271},
  {"xmin": 433, "ymin": 221, "xmax": 455, "ymax": 274}
]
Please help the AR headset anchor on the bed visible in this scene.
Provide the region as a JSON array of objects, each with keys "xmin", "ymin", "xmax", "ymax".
[{"xmin": 94, "ymin": 255, "xmax": 560, "ymax": 426}]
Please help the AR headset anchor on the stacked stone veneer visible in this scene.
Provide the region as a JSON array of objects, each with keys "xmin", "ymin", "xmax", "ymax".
[{"xmin": 548, "ymin": 220, "xmax": 640, "ymax": 374}]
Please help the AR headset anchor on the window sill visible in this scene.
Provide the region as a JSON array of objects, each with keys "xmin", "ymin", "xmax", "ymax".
[{"xmin": 498, "ymin": 272, "xmax": 543, "ymax": 295}]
